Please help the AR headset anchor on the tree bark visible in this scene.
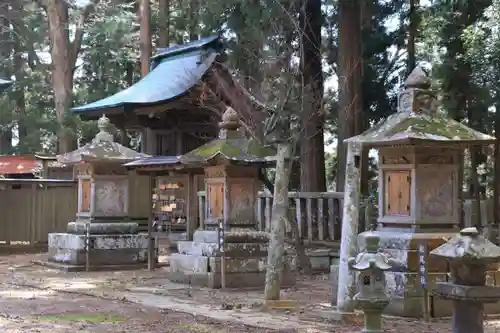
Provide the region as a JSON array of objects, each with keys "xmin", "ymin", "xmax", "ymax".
[
  {"xmin": 407, "ymin": 0, "xmax": 419, "ymax": 75},
  {"xmin": 0, "ymin": 3, "xmax": 11, "ymax": 152},
  {"xmin": 336, "ymin": 0, "xmax": 363, "ymax": 193},
  {"xmin": 45, "ymin": 0, "xmax": 95, "ymax": 153},
  {"xmin": 336, "ymin": 142, "xmax": 361, "ymax": 311},
  {"xmin": 264, "ymin": 143, "xmax": 291, "ymax": 301},
  {"xmin": 188, "ymin": 0, "xmax": 199, "ymax": 41},
  {"xmin": 299, "ymin": 0, "xmax": 326, "ymax": 194},
  {"xmin": 158, "ymin": 0, "xmax": 170, "ymax": 48},
  {"xmin": 494, "ymin": 101, "xmax": 500, "ymax": 243},
  {"xmin": 11, "ymin": 1, "xmax": 28, "ymax": 152},
  {"xmin": 139, "ymin": 0, "xmax": 152, "ymax": 76}
]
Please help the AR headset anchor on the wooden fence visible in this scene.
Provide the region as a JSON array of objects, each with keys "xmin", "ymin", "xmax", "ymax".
[
  {"xmin": 198, "ymin": 191, "xmax": 346, "ymax": 244},
  {"xmin": 0, "ymin": 179, "xmax": 77, "ymax": 244}
]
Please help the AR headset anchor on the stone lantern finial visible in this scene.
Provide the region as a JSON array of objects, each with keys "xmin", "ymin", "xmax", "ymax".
[
  {"xmin": 93, "ymin": 114, "xmax": 114, "ymax": 143},
  {"xmin": 398, "ymin": 66, "xmax": 437, "ymax": 114},
  {"xmin": 218, "ymin": 107, "xmax": 241, "ymax": 139},
  {"xmin": 404, "ymin": 67, "xmax": 431, "ymax": 89}
]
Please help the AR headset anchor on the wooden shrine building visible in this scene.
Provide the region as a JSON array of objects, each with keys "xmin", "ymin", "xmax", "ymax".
[{"xmin": 71, "ymin": 35, "xmax": 265, "ymax": 157}]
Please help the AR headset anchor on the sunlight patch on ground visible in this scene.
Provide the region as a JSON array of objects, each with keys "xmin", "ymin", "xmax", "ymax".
[
  {"xmin": 175, "ymin": 323, "xmax": 228, "ymax": 333},
  {"xmin": 36, "ymin": 313, "xmax": 126, "ymax": 324},
  {"xmin": 0, "ymin": 289, "xmax": 55, "ymax": 299},
  {"xmin": 43, "ymin": 277, "xmax": 105, "ymax": 290}
]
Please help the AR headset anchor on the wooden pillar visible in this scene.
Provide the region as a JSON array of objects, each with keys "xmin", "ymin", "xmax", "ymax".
[
  {"xmin": 186, "ymin": 172, "xmax": 197, "ymax": 240},
  {"xmin": 147, "ymin": 172, "xmax": 155, "ymax": 271},
  {"xmin": 142, "ymin": 128, "xmax": 156, "ymax": 155}
]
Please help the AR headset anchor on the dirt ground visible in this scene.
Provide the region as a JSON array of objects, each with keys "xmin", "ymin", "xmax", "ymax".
[{"xmin": 1, "ymin": 252, "xmax": 500, "ymax": 332}]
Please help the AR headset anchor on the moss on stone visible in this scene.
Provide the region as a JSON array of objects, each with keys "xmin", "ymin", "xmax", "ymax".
[
  {"xmin": 389, "ymin": 114, "xmax": 477, "ymax": 139},
  {"xmin": 182, "ymin": 136, "xmax": 275, "ymax": 164}
]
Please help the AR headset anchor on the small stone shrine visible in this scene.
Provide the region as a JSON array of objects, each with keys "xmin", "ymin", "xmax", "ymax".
[
  {"xmin": 431, "ymin": 227, "xmax": 500, "ymax": 333},
  {"xmin": 168, "ymin": 107, "xmax": 295, "ymax": 288},
  {"xmin": 45, "ymin": 115, "xmax": 150, "ymax": 271},
  {"xmin": 343, "ymin": 67, "xmax": 496, "ymax": 317}
]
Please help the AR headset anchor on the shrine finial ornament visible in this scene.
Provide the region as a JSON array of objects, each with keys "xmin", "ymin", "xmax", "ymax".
[
  {"xmin": 93, "ymin": 114, "xmax": 114, "ymax": 143},
  {"xmin": 398, "ymin": 66, "xmax": 437, "ymax": 115},
  {"xmin": 218, "ymin": 107, "xmax": 241, "ymax": 139}
]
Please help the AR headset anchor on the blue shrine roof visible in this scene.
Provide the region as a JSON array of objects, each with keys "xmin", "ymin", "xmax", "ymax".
[
  {"xmin": 72, "ymin": 35, "xmax": 223, "ymax": 115},
  {"xmin": 0, "ymin": 78, "xmax": 12, "ymax": 91}
]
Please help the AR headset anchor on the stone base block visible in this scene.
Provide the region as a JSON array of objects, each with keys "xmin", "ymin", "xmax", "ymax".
[
  {"xmin": 47, "ymin": 232, "xmax": 148, "ymax": 268},
  {"xmin": 168, "ymin": 253, "xmax": 295, "ymax": 289},
  {"xmin": 67, "ymin": 221, "xmax": 139, "ymax": 235},
  {"xmin": 167, "ymin": 270, "xmax": 295, "ymax": 289}
]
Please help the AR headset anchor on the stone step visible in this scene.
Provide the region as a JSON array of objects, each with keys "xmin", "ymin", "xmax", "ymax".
[
  {"xmin": 177, "ymin": 241, "xmax": 269, "ymax": 257},
  {"xmin": 193, "ymin": 229, "xmax": 268, "ymax": 244},
  {"xmin": 169, "ymin": 253, "xmax": 209, "ymax": 274}
]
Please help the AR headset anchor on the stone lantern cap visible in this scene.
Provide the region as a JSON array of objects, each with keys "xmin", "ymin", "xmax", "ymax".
[
  {"xmin": 348, "ymin": 233, "xmax": 394, "ymax": 271},
  {"xmin": 345, "ymin": 67, "xmax": 495, "ymax": 148},
  {"xmin": 430, "ymin": 227, "xmax": 500, "ymax": 264},
  {"xmin": 180, "ymin": 106, "xmax": 276, "ymax": 166},
  {"xmin": 57, "ymin": 115, "xmax": 149, "ymax": 165}
]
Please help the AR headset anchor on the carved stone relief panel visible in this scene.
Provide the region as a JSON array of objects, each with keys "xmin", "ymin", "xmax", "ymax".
[
  {"xmin": 94, "ymin": 179, "xmax": 127, "ymax": 216},
  {"xmin": 417, "ymin": 168, "xmax": 455, "ymax": 221},
  {"xmin": 229, "ymin": 182, "xmax": 255, "ymax": 223}
]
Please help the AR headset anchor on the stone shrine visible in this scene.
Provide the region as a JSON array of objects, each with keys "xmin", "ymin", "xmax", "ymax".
[
  {"xmin": 44, "ymin": 115, "xmax": 150, "ymax": 271},
  {"xmin": 168, "ymin": 107, "xmax": 295, "ymax": 288},
  {"xmin": 343, "ymin": 67, "xmax": 496, "ymax": 317}
]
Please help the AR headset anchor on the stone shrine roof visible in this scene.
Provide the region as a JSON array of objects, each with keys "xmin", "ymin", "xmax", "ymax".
[
  {"xmin": 57, "ymin": 115, "xmax": 149, "ymax": 165},
  {"xmin": 179, "ymin": 107, "xmax": 276, "ymax": 166},
  {"xmin": 345, "ymin": 67, "xmax": 495, "ymax": 147},
  {"xmin": 430, "ymin": 227, "xmax": 500, "ymax": 263}
]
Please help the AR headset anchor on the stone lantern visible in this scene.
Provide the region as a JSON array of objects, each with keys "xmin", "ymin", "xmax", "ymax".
[
  {"xmin": 349, "ymin": 233, "xmax": 395, "ymax": 333},
  {"xmin": 341, "ymin": 67, "xmax": 496, "ymax": 317},
  {"xmin": 168, "ymin": 107, "xmax": 295, "ymax": 288},
  {"xmin": 45, "ymin": 115, "xmax": 150, "ymax": 271},
  {"xmin": 431, "ymin": 227, "xmax": 500, "ymax": 333}
]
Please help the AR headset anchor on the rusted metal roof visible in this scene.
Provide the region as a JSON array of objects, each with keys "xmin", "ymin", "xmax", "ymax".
[{"xmin": 0, "ymin": 155, "xmax": 42, "ymax": 176}]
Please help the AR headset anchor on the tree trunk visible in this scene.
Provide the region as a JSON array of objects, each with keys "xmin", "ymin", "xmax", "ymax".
[
  {"xmin": 336, "ymin": 0, "xmax": 363, "ymax": 193},
  {"xmin": 188, "ymin": 0, "xmax": 199, "ymax": 41},
  {"xmin": 158, "ymin": 0, "xmax": 170, "ymax": 48},
  {"xmin": 299, "ymin": 0, "xmax": 326, "ymax": 194},
  {"xmin": 264, "ymin": 143, "xmax": 291, "ymax": 301},
  {"xmin": 139, "ymin": 0, "xmax": 152, "ymax": 76},
  {"xmin": 11, "ymin": 1, "xmax": 28, "ymax": 152},
  {"xmin": 45, "ymin": 0, "xmax": 94, "ymax": 153},
  {"xmin": 493, "ymin": 101, "xmax": 500, "ymax": 243},
  {"xmin": 46, "ymin": 0, "xmax": 76, "ymax": 153},
  {"xmin": 407, "ymin": 0, "xmax": 419, "ymax": 75},
  {"xmin": 336, "ymin": 142, "xmax": 361, "ymax": 311},
  {"xmin": 0, "ymin": 3, "xmax": 11, "ymax": 152}
]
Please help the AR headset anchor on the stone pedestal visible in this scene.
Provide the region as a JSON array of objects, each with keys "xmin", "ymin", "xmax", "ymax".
[
  {"xmin": 168, "ymin": 229, "xmax": 295, "ymax": 288},
  {"xmin": 47, "ymin": 230, "xmax": 148, "ymax": 271},
  {"xmin": 44, "ymin": 221, "xmax": 148, "ymax": 271}
]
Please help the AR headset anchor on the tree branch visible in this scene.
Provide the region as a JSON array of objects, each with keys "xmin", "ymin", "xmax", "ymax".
[{"xmin": 70, "ymin": 1, "xmax": 97, "ymax": 68}]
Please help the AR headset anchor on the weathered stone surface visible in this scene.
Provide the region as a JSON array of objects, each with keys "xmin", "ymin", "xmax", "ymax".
[
  {"xmin": 67, "ymin": 222, "xmax": 139, "ymax": 235},
  {"xmin": 169, "ymin": 253, "xmax": 209, "ymax": 274},
  {"xmin": 209, "ymin": 257, "xmax": 268, "ymax": 273},
  {"xmin": 48, "ymin": 247, "xmax": 147, "ymax": 266},
  {"xmin": 177, "ymin": 241, "xmax": 268, "ymax": 257},
  {"xmin": 167, "ymin": 270, "xmax": 295, "ymax": 289},
  {"xmin": 48, "ymin": 233, "xmax": 148, "ymax": 250},
  {"xmin": 308, "ymin": 249, "xmax": 332, "ymax": 271}
]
